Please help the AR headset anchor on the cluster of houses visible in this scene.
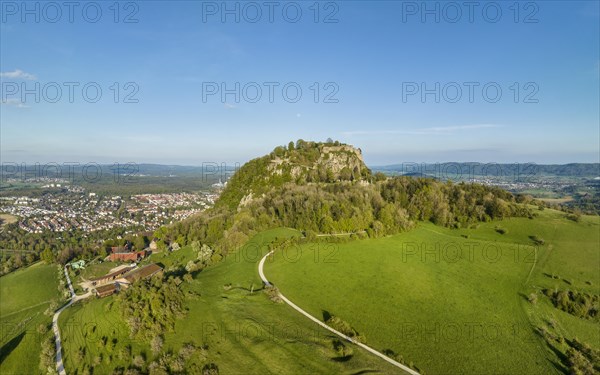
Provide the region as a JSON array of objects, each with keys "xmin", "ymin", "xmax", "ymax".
[
  {"xmin": 2, "ymin": 189, "xmax": 218, "ymax": 234},
  {"xmin": 74, "ymin": 237, "xmax": 189, "ymax": 297},
  {"xmin": 83, "ymin": 241, "xmax": 166, "ymax": 298}
]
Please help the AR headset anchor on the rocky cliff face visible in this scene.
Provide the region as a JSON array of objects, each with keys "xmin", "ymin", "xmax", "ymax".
[
  {"xmin": 268, "ymin": 144, "xmax": 367, "ymax": 180},
  {"xmin": 217, "ymin": 141, "xmax": 371, "ymax": 210}
]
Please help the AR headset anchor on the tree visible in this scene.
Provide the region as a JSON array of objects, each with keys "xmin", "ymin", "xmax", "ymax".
[
  {"xmin": 198, "ymin": 244, "xmax": 213, "ymax": 262},
  {"xmin": 133, "ymin": 354, "xmax": 145, "ymax": 368},
  {"xmin": 151, "ymin": 335, "xmax": 164, "ymax": 355},
  {"xmin": 191, "ymin": 240, "xmax": 201, "ymax": 253},
  {"xmin": 288, "ymin": 141, "xmax": 295, "ymax": 151},
  {"xmin": 339, "ymin": 167, "xmax": 352, "ymax": 181},
  {"xmin": 132, "ymin": 235, "xmax": 148, "ymax": 251},
  {"xmin": 371, "ymin": 220, "xmax": 384, "ymax": 237},
  {"xmin": 41, "ymin": 248, "xmax": 54, "ymax": 264},
  {"xmin": 185, "ymin": 260, "xmax": 198, "ymax": 273},
  {"xmin": 374, "ymin": 172, "xmax": 387, "ymax": 182}
]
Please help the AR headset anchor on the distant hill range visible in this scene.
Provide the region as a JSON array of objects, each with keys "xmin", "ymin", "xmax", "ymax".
[
  {"xmin": 2, "ymin": 158, "xmax": 597, "ymax": 181},
  {"xmin": 372, "ymin": 163, "xmax": 600, "ymax": 178}
]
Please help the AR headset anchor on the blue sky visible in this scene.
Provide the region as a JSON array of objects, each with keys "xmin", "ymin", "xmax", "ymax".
[{"xmin": 1, "ymin": 1, "xmax": 598, "ymax": 166}]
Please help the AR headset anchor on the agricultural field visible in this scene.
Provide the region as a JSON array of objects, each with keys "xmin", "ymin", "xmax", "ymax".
[
  {"xmin": 266, "ymin": 209, "xmax": 600, "ymax": 374},
  {"xmin": 59, "ymin": 228, "xmax": 403, "ymax": 374},
  {"xmin": 0, "ymin": 214, "xmax": 17, "ymax": 227},
  {"xmin": 0, "ymin": 263, "xmax": 60, "ymax": 374}
]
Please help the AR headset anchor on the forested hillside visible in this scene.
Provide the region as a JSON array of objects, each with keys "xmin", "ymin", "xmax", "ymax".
[{"xmin": 156, "ymin": 141, "xmax": 535, "ymax": 259}]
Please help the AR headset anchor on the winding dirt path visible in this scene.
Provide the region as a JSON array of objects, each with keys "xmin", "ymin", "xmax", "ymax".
[
  {"xmin": 258, "ymin": 250, "xmax": 420, "ymax": 375},
  {"xmin": 53, "ymin": 267, "xmax": 92, "ymax": 375}
]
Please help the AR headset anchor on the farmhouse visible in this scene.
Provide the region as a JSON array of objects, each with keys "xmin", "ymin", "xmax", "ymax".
[
  {"xmin": 123, "ymin": 263, "xmax": 163, "ymax": 284},
  {"xmin": 109, "ymin": 248, "xmax": 147, "ymax": 262},
  {"xmin": 90, "ymin": 265, "xmax": 135, "ymax": 286},
  {"xmin": 94, "ymin": 283, "xmax": 118, "ymax": 298},
  {"xmin": 92, "ymin": 263, "xmax": 163, "ymax": 298}
]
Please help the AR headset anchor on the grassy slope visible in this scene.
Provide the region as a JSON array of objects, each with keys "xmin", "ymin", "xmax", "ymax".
[
  {"xmin": 59, "ymin": 248, "xmax": 203, "ymax": 374},
  {"xmin": 58, "ymin": 297, "xmax": 153, "ymax": 374},
  {"xmin": 266, "ymin": 209, "xmax": 599, "ymax": 375},
  {"xmin": 60, "ymin": 229, "xmax": 405, "ymax": 374},
  {"xmin": 0, "ymin": 263, "xmax": 60, "ymax": 374}
]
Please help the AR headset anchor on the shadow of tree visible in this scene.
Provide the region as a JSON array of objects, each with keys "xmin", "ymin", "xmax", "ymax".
[{"xmin": 0, "ymin": 332, "xmax": 25, "ymax": 364}]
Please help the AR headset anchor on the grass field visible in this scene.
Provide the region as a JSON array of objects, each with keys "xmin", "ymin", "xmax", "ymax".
[
  {"xmin": 59, "ymin": 228, "xmax": 405, "ymax": 374},
  {"xmin": 15, "ymin": 209, "xmax": 599, "ymax": 374},
  {"xmin": 58, "ymin": 296, "xmax": 154, "ymax": 374},
  {"xmin": 0, "ymin": 262, "xmax": 60, "ymax": 375},
  {"xmin": 0, "ymin": 214, "xmax": 17, "ymax": 227},
  {"xmin": 538, "ymin": 197, "xmax": 575, "ymax": 204},
  {"xmin": 75, "ymin": 260, "xmax": 120, "ymax": 281},
  {"xmin": 266, "ymin": 209, "xmax": 600, "ymax": 374},
  {"xmin": 143, "ymin": 245, "xmax": 197, "ymax": 269}
]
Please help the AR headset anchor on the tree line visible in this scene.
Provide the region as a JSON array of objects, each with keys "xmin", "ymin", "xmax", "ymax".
[{"xmin": 155, "ymin": 175, "xmax": 535, "ymax": 261}]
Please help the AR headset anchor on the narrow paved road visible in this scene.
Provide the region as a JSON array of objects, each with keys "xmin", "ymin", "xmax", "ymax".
[
  {"xmin": 53, "ymin": 266, "xmax": 92, "ymax": 375},
  {"xmin": 258, "ymin": 251, "xmax": 420, "ymax": 375}
]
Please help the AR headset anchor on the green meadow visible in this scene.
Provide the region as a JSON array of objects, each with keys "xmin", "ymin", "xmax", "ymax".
[
  {"xmin": 76, "ymin": 261, "xmax": 120, "ymax": 281},
  {"xmin": 266, "ymin": 209, "xmax": 600, "ymax": 374},
  {"xmin": 59, "ymin": 228, "xmax": 405, "ymax": 374},
  {"xmin": 21, "ymin": 209, "xmax": 600, "ymax": 374},
  {"xmin": 0, "ymin": 263, "xmax": 60, "ymax": 374}
]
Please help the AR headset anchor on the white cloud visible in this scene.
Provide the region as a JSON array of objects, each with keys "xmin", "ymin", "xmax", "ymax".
[
  {"xmin": 1, "ymin": 99, "xmax": 29, "ymax": 108},
  {"xmin": 342, "ymin": 124, "xmax": 499, "ymax": 136},
  {"xmin": 224, "ymin": 103, "xmax": 236, "ymax": 109},
  {"xmin": 0, "ymin": 69, "xmax": 37, "ymax": 80}
]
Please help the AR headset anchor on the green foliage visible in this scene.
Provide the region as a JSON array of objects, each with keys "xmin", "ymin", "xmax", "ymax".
[
  {"xmin": 162, "ymin": 176, "xmax": 532, "ymax": 262},
  {"xmin": 216, "ymin": 141, "xmax": 371, "ymax": 211},
  {"xmin": 39, "ymin": 335, "xmax": 55, "ymax": 374},
  {"xmin": 117, "ymin": 276, "xmax": 187, "ymax": 340},
  {"xmin": 546, "ymin": 289, "xmax": 599, "ymax": 320},
  {"xmin": 528, "ymin": 292, "xmax": 538, "ymax": 304},
  {"xmin": 530, "ymin": 235, "xmax": 545, "ymax": 245},
  {"xmin": 566, "ymin": 338, "xmax": 600, "ymax": 375},
  {"xmin": 325, "ymin": 315, "xmax": 366, "ymax": 343},
  {"xmin": 264, "ymin": 285, "xmax": 283, "ymax": 303}
]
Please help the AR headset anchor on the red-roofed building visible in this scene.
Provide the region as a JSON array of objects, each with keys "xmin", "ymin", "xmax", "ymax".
[{"xmin": 109, "ymin": 248, "xmax": 147, "ymax": 262}]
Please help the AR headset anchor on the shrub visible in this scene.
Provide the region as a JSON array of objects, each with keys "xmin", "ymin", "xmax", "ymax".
[
  {"xmin": 530, "ymin": 235, "xmax": 545, "ymax": 245},
  {"xmin": 264, "ymin": 286, "xmax": 282, "ymax": 303},
  {"xmin": 151, "ymin": 335, "xmax": 164, "ymax": 355},
  {"xmin": 528, "ymin": 293, "xmax": 538, "ymax": 304},
  {"xmin": 325, "ymin": 315, "xmax": 366, "ymax": 343},
  {"xmin": 547, "ymin": 289, "xmax": 599, "ymax": 320},
  {"xmin": 133, "ymin": 355, "xmax": 145, "ymax": 368},
  {"xmin": 202, "ymin": 363, "xmax": 219, "ymax": 375}
]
